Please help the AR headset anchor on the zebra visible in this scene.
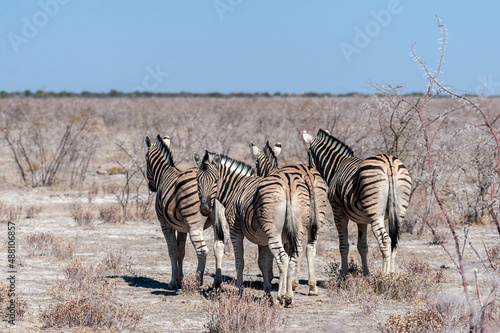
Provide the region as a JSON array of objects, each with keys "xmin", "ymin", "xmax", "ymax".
[
  {"xmin": 144, "ymin": 135, "xmax": 225, "ymax": 289},
  {"xmin": 302, "ymin": 129, "xmax": 412, "ymax": 276},
  {"xmin": 250, "ymin": 141, "xmax": 328, "ymax": 296},
  {"xmin": 193, "ymin": 150, "xmax": 306, "ymax": 307}
]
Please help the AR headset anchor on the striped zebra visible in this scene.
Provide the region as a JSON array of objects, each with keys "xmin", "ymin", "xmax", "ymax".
[
  {"xmin": 302, "ymin": 129, "xmax": 412, "ymax": 276},
  {"xmin": 193, "ymin": 151, "xmax": 306, "ymax": 307},
  {"xmin": 251, "ymin": 141, "xmax": 328, "ymax": 295},
  {"xmin": 144, "ymin": 135, "xmax": 225, "ymax": 289}
]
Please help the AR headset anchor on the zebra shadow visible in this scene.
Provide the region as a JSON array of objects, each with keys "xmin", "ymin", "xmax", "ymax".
[{"xmin": 116, "ymin": 275, "xmax": 179, "ymax": 296}]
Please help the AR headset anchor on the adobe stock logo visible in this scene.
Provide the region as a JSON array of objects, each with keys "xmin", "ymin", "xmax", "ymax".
[
  {"xmin": 132, "ymin": 65, "xmax": 169, "ymax": 92},
  {"xmin": 213, "ymin": 0, "xmax": 243, "ymax": 21},
  {"xmin": 7, "ymin": 0, "xmax": 71, "ymax": 54},
  {"xmin": 339, "ymin": 0, "xmax": 404, "ymax": 64},
  {"xmin": 475, "ymin": 74, "xmax": 500, "ymax": 95}
]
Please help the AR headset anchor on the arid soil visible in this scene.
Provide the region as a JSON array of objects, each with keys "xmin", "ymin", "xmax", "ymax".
[
  {"xmin": 0, "ymin": 96, "xmax": 498, "ymax": 332},
  {"xmin": 0, "ymin": 183, "xmax": 498, "ymax": 332}
]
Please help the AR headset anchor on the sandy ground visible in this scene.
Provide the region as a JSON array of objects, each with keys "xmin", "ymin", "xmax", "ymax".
[{"xmin": 0, "ymin": 184, "xmax": 498, "ymax": 332}]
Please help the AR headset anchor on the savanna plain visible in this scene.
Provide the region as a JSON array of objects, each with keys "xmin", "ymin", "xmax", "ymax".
[{"xmin": 0, "ymin": 95, "xmax": 499, "ymax": 332}]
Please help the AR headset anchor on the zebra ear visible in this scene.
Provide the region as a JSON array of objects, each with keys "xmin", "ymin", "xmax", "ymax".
[
  {"xmin": 273, "ymin": 143, "xmax": 282, "ymax": 156},
  {"xmin": 162, "ymin": 135, "xmax": 171, "ymax": 148},
  {"xmin": 145, "ymin": 136, "xmax": 151, "ymax": 149},
  {"xmin": 250, "ymin": 143, "xmax": 261, "ymax": 157},
  {"xmin": 213, "ymin": 153, "xmax": 221, "ymax": 165},
  {"xmin": 302, "ymin": 131, "xmax": 314, "ymax": 144},
  {"xmin": 323, "ymin": 129, "xmax": 330, "ymax": 135},
  {"xmin": 193, "ymin": 153, "xmax": 202, "ymax": 167}
]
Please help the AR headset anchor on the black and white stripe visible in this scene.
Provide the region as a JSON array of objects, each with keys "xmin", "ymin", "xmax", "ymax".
[
  {"xmin": 144, "ymin": 135, "xmax": 225, "ymax": 289},
  {"xmin": 251, "ymin": 141, "xmax": 328, "ymax": 295},
  {"xmin": 194, "ymin": 150, "xmax": 304, "ymax": 307},
  {"xmin": 303, "ymin": 129, "xmax": 412, "ymax": 275}
]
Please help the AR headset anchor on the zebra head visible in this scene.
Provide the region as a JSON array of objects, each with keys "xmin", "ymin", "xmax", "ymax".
[
  {"xmin": 302, "ymin": 131, "xmax": 318, "ymax": 169},
  {"xmin": 251, "ymin": 141, "xmax": 281, "ymax": 177},
  {"xmin": 193, "ymin": 150, "xmax": 221, "ymax": 217},
  {"xmin": 144, "ymin": 134, "xmax": 174, "ymax": 192},
  {"xmin": 144, "ymin": 135, "xmax": 157, "ymax": 192}
]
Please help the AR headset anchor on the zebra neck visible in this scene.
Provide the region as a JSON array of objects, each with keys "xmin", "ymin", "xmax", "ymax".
[
  {"xmin": 216, "ymin": 167, "xmax": 254, "ymax": 206},
  {"xmin": 313, "ymin": 149, "xmax": 358, "ymax": 184},
  {"xmin": 257, "ymin": 159, "xmax": 277, "ymax": 177},
  {"xmin": 153, "ymin": 162, "xmax": 180, "ymax": 188}
]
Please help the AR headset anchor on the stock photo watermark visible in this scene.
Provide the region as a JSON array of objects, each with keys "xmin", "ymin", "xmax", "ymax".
[
  {"xmin": 132, "ymin": 65, "xmax": 169, "ymax": 92},
  {"xmin": 6, "ymin": 221, "xmax": 17, "ymax": 325},
  {"xmin": 7, "ymin": 0, "xmax": 70, "ymax": 54},
  {"xmin": 339, "ymin": 0, "xmax": 404, "ymax": 64},
  {"xmin": 475, "ymin": 74, "xmax": 500, "ymax": 95},
  {"xmin": 213, "ymin": 0, "xmax": 243, "ymax": 21}
]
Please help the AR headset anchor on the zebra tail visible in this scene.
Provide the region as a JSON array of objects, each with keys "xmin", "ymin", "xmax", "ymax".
[
  {"xmin": 214, "ymin": 200, "xmax": 225, "ymax": 243},
  {"xmin": 285, "ymin": 190, "xmax": 299, "ymax": 257},
  {"xmin": 388, "ymin": 166, "xmax": 400, "ymax": 252},
  {"xmin": 305, "ymin": 175, "xmax": 318, "ymax": 243}
]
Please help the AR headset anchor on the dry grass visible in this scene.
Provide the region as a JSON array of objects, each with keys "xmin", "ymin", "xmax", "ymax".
[
  {"xmin": 24, "ymin": 205, "xmax": 42, "ymax": 219},
  {"xmin": 204, "ymin": 282, "xmax": 286, "ymax": 333},
  {"xmin": 325, "ymin": 258, "xmax": 445, "ymax": 304},
  {"xmin": 40, "ymin": 259, "xmax": 143, "ymax": 330},
  {"xmin": 0, "ymin": 203, "xmax": 22, "ymax": 222},
  {"xmin": 0, "ymin": 284, "xmax": 28, "ymax": 322},
  {"xmin": 24, "ymin": 232, "xmax": 75, "ymax": 260},
  {"xmin": 181, "ymin": 272, "xmax": 202, "ymax": 295},
  {"xmin": 382, "ymin": 308, "xmax": 447, "ymax": 333},
  {"xmin": 70, "ymin": 203, "xmax": 96, "ymax": 226},
  {"xmin": 100, "ymin": 249, "xmax": 131, "ymax": 274},
  {"xmin": 98, "ymin": 204, "xmax": 124, "ymax": 224}
]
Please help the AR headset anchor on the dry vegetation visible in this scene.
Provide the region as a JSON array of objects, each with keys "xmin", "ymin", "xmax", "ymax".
[
  {"xmin": 0, "ymin": 26, "xmax": 499, "ymax": 332},
  {"xmin": 0, "ymin": 91, "xmax": 496, "ymax": 331}
]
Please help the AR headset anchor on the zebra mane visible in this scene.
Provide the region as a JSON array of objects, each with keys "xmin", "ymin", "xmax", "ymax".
[
  {"xmin": 155, "ymin": 134, "xmax": 175, "ymax": 167},
  {"xmin": 317, "ymin": 129, "xmax": 354, "ymax": 157},
  {"xmin": 263, "ymin": 141, "xmax": 279, "ymax": 168},
  {"xmin": 218, "ymin": 153, "xmax": 256, "ymax": 177}
]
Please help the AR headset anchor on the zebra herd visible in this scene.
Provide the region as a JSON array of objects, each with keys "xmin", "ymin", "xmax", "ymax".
[{"xmin": 144, "ymin": 129, "xmax": 412, "ymax": 307}]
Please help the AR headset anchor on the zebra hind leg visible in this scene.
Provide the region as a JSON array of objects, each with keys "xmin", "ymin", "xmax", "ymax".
[
  {"xmin": 306, "ymin": 240, "xmax": 318, "ymax": 295},
  {"xmin": 285, "ymin": 241, "xmax": 302, "ymax": 291},
  {"xmin": 334, "ymin": 213, "xmax": 350, "ymax": 278},
  {"xmin": 176, "ymin": 231, "xmax": 187, "ymax": 288},
  {"xmin": 258, "ymin": 245, "xmax": 274, "ymax": 294},
  {"xmin": 160, "ymin": 223, "xmax": 181, "ymax": 290},
  {"xmin": 357, "ymin": 223, "xmax": 370, "ymax": 276},
  {"xmin": 370, "ymin": 217, "xmax": 392, "ymax": 273},
  {"xmin": 188, "ymin": 228, "xmax": 208, "ymax": 286}
]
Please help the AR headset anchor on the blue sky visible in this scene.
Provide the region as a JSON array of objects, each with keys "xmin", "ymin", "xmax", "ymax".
[{"xmin": 1, "ymin": 1, "xmax": 499, "ymax": 95}]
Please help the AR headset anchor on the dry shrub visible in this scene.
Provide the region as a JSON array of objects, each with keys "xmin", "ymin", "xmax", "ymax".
[
  {"xmin": 40, "ymin": 259, "xmax": 143, "ymax": 330},
  {"xmin": 70, "ymin": 203, "xmax": 95, "ymax": 226},
  {"xmin": 107, "ymin": 166, "xmax": 125, "ymax": 175},
  {"xmin": 205, "ymin": 282, "xmax": 286, "ymax": 333},
  {"xmin": 181, "ymin": 272, "xmax": 201, "ymax": 295},
  {"xmin": 485, "ymin": 244, "xmax": 500, "ymax": 270},
  {"xmin": 0, "ymin": 283, "xmax": 28, "ymax": 321},
  {"xmin": 326, "ymin": 258, "xmax": 444, "ymax": 305},
  {"xmin": 87, "ymin": 181, "xmax": 99, "ymax": 203},
  {"xmin": 101, "ymin": 249, "xmax": 130, "ymax": 274},
  {"xmin": 0, "ymin": 203, "xmax": 22, "ymax": 222},
  {"xmin": 98, "ymin": 205, "xmax": 124, "ymax": 224},
  {"xmin": 102, "ymin": 183, "xmax": 121, "ymax": 196},
  {"xmin": 381, "ymin": 294, "xmax": 488, "ymax": 333},
  {"xmin": 25, "ymin": 205, "xmax": 42, "ymax": 219},
  {"xmin": 382, "ymin": 308, "xmax": 446, "ymax": 333},
  {"xmin": 25, "ymin": 232, "xmax": 75, "ymax": 260}
]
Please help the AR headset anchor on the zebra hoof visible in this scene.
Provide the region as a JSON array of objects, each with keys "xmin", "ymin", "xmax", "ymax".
[
  {"xmin": 308, "ymin": 287, "xmax": 318, "ymax": 296},
  {"xmin": 167, "ymin": 281, "xmax": 180, "ymax": 290},
  {"xmin": 284, "ymin": 296, "xmax": 294, "ymax": 308}
]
